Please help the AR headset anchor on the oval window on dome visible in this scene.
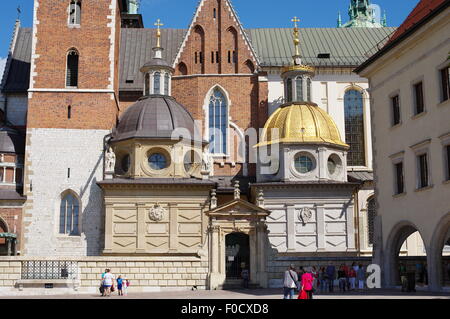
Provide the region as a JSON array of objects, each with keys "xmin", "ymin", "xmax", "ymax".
[
  {"xmin": 121, "ymin": 154, "xmax": 130, "ymax": 173},
  {"xmin": 294, "ymin": 154, "xmax": 314, "ymax": 174},
  {"xmin": 148, "ymin": 153, "xmax": 167, "ymax": 170},
  {"xmin": 328, "ymin": 157, "xmax": 337, "ymax": 175}
]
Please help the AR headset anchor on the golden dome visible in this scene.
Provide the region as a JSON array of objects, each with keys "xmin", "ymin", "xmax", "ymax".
[{"xmin": 256, "ymin": 103, "xmax": 349, "ymax": 148}]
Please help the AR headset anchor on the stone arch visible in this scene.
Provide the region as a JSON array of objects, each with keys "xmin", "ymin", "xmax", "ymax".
[
  {"xmin": 59, "ymin": 189, "xmax": 82, "ymax": 236},
  {"xmin": 384, "ymin": 221, "xmax": 427, "ymax": 287},
  {"xmin": 429, "ymin": 212, "xmax": 450, "ymax": 290},
  {"xmin": 204, "ymin": 85, "xmax": 231, "ymax": 155}
]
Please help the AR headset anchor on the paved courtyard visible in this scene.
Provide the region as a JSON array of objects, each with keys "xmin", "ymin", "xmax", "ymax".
[{"xmin": 1, "ymin": 288, "xmax": 449, "ymax": 299}]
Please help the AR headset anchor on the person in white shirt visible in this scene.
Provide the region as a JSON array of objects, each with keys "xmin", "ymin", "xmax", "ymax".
[{"xmin": 102, "ymin": 269, "xmax": 115, "ymax": 297}]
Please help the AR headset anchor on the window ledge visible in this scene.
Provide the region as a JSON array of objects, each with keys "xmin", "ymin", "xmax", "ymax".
[
  {"xmin": 393, "ymin": 192, "xmax": 407, "ymax": 198},
  {"xmin": 438, "ymin": 99, "xmax": 450, "ymax": 108},
  {"xmin": 390, "ymin": 123, "xmax": 402, "ymax": 130},
  {"xmin": 411, "ymin": 111, "xmax": 427, "ymax": 120},
  {"xmin": 414, "ymin": 185, "xmax": 434, "ymax": 193},
  {"xmin": 68, "ymin": 24, "xmax": 81, "ymax": 29}
]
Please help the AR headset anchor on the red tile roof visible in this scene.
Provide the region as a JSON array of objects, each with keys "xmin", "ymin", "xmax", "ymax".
[{"xmin": 388, "ymin": 0, "xmax": 448, "ymax": 43}]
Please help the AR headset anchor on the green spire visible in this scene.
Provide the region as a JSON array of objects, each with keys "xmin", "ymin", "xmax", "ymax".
[
  {"xmin": 337, "ymin": 11, "xmax": 342, "ymax": 28},
  {"xmin": 381, "ymin": 10, "xmax": 387, "ymax": 27},
  {"xmin": 340, "ymin": 0, "xmax": 386, "ymax": 28}
]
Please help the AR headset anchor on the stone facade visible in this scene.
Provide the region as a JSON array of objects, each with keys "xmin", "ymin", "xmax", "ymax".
[{"xmin": 23, "ymin": 129, "xmax": 109, "ymax": 256}]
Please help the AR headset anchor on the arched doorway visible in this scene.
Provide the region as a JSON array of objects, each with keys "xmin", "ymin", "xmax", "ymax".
[
  {"xmin": 385, "ymin": 223, "xmax": 427, "ymax": 289},
  {"xmin": 225, "ymin": 233, "xmax": 250, "ymax": 279},
  {"xmin": 429, "ymin": 214, "xmax": 450, "ymax": 291}
]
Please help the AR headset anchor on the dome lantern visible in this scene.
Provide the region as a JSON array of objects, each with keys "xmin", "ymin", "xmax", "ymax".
[
  {"xmin": 282, "ymin": 17, "xmax": 315, "ymax": 104},
  {"xmin": 140, "ymin": 19, "xmax": 175, "ymax": 97}
]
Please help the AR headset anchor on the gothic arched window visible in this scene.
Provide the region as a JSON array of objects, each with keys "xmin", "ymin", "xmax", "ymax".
[
  {"xmin": 66, "ymin": 49, "xmax": 79, "ymax": 87},
  {"xmin": 367, "ymin": 197, "xmax": 376, "ymax": 245},
  {"xmin": 68, "ymin": 1, "xmax": 82, "ymax": 26},
  {"xmin": 59, "ymin": 192, "xmax": 80, "ymax": 236},
  {"xmin": 209, "ymin": 88, "xmax": 228, "ymax": 154},
  {"xmin": 153, "ymin": 72, "xmax": 161, "ymax": 94},
  {"xmin": 344, "ymin": 89, "xmax": 366, "ymax": 166}
]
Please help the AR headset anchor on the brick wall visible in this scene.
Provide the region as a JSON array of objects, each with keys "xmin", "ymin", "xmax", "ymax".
[{"xmin": 174, "ymin": 0, "xmax": 257, "ymax": 76}]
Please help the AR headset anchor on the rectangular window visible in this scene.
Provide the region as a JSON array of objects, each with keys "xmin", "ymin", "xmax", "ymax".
[
  {"xmin": 199, "ymin": 52, "xmax": 203, "ymax": 64},
  {"xmin": 211, "ymin": 51, "xmax": 214, "ymax": 63},
  {"xmin": 418, "ymin": 154, "xmax": 429, "ymax": 188},
  {"xmin": 228, "ymin": 51, "xmax": 231, "ymax": 63},
  {"xmin": 68, "ymin": 1, "xmax": 81, "ymax": 25},
  {"xmin": 441, "ymin": 66, "xmax": 450, "ymax": 102},
  {"xmin": 395, "ymin": 162, "xmax": 404, "ymax": 194},
  {"xmin": 232, "ymin": 51, "xmax": 237, "ymax": 64},
  {"xmin": 392, "ymin": 95, "xmax": 400, "ymax": 125},
  {"xmin": 195, "ymin": 52, "xmax": 198, "ymax": 64},
  {"xmin": 216, "ymin": 51, "xmax": 219, "ymax": 63},
  {"xmin": 414, "ymin": 82, "xmax": 424, "ymax": 115},
  {"xmin": 447, "ymin": 145, "xmax": 450, "ymax": 181}
]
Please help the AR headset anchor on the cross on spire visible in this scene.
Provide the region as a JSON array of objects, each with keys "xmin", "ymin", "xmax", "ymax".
[
  {"xmin": 291, "ymin": 16, "xmax": 300, "ymax": 29},
  {"xmin": 154, "ymin": 19, "xmax": 164, "ymax": 48}
]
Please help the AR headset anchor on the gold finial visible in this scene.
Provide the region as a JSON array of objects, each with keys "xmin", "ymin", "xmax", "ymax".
[
  {"xmin": 154, "ymin": 18, "xmax": 164, "ymax": 48},
  {"xmin": 291, "ymin": 16, "xmax": 300, "ymax": 57}
]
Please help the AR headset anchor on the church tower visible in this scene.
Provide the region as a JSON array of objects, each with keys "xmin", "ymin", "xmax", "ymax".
[
  {"xmin": 339, "ymin": 0, "xmax": 387, "ymax": 28},
  {"xmin": 22, "ymin": 0, "xmax": 122, "ymax": 256}
]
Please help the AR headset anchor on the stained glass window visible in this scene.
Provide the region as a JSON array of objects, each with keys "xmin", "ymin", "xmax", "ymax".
[
  {"xmin": 344, "ymin": 90, "xmax": 366, "ymax": 166},
  {"xmin": 59, "ymin": 193, "xmax": 80, "ymax": 235},
  {"xmin": 148, "ymin": 153, "xmax": 167, "ymax": 170},
  {"xmin": 294, "ymin": 155, "xmax": 314, "ymax": 174},
  {"xmin": 209, "ymin": 89, "xmax": 228, "ymax": 154}
]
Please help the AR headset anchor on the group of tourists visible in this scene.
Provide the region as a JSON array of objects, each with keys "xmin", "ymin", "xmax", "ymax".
[
  {"xmin": 283, "ymin": 262, "xmax": 367, "ymax": 299},
  {"xmin": 100, "ymin": 269, "xmax": 130, "ymax": 297}
]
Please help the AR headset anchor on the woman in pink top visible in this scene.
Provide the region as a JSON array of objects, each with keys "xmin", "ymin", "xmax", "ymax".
[{"xmin": 301, "ymin": 267, "xmax": 315, "ymax": 299}]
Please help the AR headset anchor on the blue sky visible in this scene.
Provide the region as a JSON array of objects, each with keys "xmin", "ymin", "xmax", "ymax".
[{"xmin": 0, "ymin": 0, "xmax": 420, "ymax": 77}]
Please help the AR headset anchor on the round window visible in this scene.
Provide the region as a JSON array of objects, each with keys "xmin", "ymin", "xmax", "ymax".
[
  {"xmin": 328, "ymin": 158, "xmax": 337, "ymax": 175},
  {"xmin": 121, "ymin": 155, "xmax": 130, "ymax": 173},
  {"xmin": 148, "ymin": 153, "xmax": 168, "ymax": 170},
  {"xmin": 294, "ymin": 154, "xmax": 314, "ymax": 174}
]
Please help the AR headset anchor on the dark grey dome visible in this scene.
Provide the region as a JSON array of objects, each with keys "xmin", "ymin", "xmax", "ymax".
[
  {"xmin": 112, "ymin": 96, "xmax": 202, "ymax": 143},
  {"xmin": 140, "ymin": 57, "xmax": 174, "ymax": 71},
  {"xmin": 0, "ymin": 126, "xmax": 25, "ymax": 154}
]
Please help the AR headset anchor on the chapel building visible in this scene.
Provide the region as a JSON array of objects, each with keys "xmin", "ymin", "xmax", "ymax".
[{"xmin": 0, "ymin": 0, "xmax": 409, "ymax": 291}]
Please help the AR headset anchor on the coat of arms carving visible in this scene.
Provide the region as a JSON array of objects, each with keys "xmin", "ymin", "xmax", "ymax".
[
  {"xmin": 298, "ymin": 207, "xmax": 313, "ymax": 225},
  {"xmin": 149, "ymin": 203, "xmax": 166, "ymax": 222}
]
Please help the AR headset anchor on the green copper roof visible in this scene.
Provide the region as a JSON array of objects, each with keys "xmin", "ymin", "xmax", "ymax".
[
  {"xmin": 246, "ymin": 27, "xmax": 396, "ymax": 67},
  {"xmin": 340, "ymin": 0, "xmax": 387, "ymax": 28}
]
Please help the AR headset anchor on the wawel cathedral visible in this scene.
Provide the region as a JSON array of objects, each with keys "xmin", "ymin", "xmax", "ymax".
[{"xmin": 0, "ymin": 0, "xmax": 402, "ymax": 291}]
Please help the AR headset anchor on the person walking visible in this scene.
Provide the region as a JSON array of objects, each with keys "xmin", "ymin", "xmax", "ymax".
[
  {"xmin": 357, "ymin": 264, "xmax": 365, "ymax": 291},
  {"xmin": 311, "ymin": 266, "xmax": 319, "ymax": 292},
  {"xmin": 399, "ymin": 263, "xmax": 408, "ymax": 292},
  {"xmin": 349, "ymin": 267, "xmax": 356, "ymax": 291},
  {"xmin": 319, "ymin": 267, "xmax": 328, "ymax": 293},
  {"xmin": 338, "ymin": 265, "xmax": 347, "ymax": 293},
  {"xmin": 241, "ymin": 268, "xmax": 250, "ymax": 289},
  {"xmin": 102, "ymin": 269, "xmax": 115, "ymax": 297},
  {"xmin": 283, "ymin": 265, "xmax": 299, "ymax": 299},
  {"xmin": 301, "ymin": 267, "xmax": 315, "ymax": 299},
  {"xmin": 326, "ymin": 263, "xmax": 336, "ymax": 292}
]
